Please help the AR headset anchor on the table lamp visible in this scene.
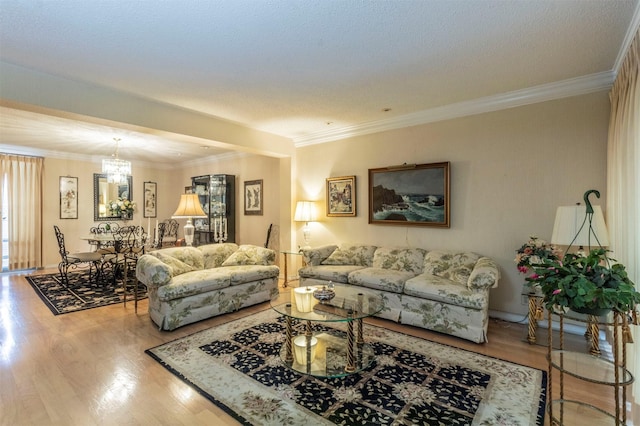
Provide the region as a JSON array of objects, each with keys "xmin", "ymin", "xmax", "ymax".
[
  {"xmin": 172, "ymin": 193, "xmax": 207, "ymax": 246},
  {"xmin": 551, "ymin": 189, "xmax": 609, "ymax": 254},
  {"xmin": 294, "ymin": 201, "xmax": 317, "ymax": 249}
]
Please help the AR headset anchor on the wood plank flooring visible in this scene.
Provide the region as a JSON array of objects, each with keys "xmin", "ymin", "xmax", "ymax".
[{"xmin": 0, "ymin": 269, "xmax": 633, "ymax": 425}]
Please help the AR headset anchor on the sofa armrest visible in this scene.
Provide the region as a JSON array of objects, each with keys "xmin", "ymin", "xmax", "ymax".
[
  {"xmin": 467, "ymin": 257, "xmax": 500, "ymax": 289},
  {"xmin": 136, "ymin": 254, "xmax": 173, "ymax": 288},
  {"xmin": 301, "ymin": 245, "xmax": 338, "ymax": 266}
]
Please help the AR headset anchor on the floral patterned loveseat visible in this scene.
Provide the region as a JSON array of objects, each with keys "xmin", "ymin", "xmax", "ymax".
[
  {"xmin": 298, "ymin": 244, "xmax": 500, "ymax": 343},
  {"xmin": 136, "ymin": 243, "xmax": 279, "ymax": 330}
]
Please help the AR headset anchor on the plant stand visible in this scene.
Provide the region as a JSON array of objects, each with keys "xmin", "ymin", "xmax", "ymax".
[{"xmin": 547, "ymin": 310, "xmax": 634, "ymax": 425}]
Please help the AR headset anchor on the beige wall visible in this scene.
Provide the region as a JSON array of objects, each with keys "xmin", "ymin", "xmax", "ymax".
[{"xmin": 294, "ymin": 91, "xmax": 610, "ymax": 317}]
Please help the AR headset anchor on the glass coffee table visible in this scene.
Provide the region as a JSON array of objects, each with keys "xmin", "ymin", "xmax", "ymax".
[{"xmin": 271, "ymin": 289, "xmax": 383, "ymax": 378}]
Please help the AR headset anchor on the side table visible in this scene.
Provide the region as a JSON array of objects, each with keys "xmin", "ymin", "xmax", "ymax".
[{"xmin": 281, "ymin": 250, "xmax": 303, "ymax": 288}]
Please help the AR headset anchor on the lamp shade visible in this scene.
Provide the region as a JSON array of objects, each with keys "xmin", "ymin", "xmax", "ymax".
[
  {"xmin": 171, "ymin": 193, "xmax": 207, "ymax": 218},
  {"xmin": 294, "ymin": 201, "xmax": 317, "ymax": 222},
  {"xmin": 551, "ymin": 205, "xmax": 609, "ymax": 248}
]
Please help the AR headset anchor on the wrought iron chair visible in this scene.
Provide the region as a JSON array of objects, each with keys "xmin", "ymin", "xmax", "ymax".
[
  {"xmin": 53, "ymin": 225, "xmax": 104, "ymax": 286},
  {"xmin": 109, "ymin": 226, "xmax": 147, "ymax": 310},
  {"xmin": 161, "ymin": 219, "xmax": 179, "ymax": 246},
  {"xmin": 88, "ymin": 222, "xmax": 120, "ymax": 253}
]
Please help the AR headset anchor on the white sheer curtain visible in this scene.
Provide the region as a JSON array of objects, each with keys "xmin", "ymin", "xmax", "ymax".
[
  {"xmin": 606, "ymin": 28, "xmax": 640, "ymax": 412},
  {"xmin": 0, "ymin": 154, "xmax": 44, "ymax": 270}
]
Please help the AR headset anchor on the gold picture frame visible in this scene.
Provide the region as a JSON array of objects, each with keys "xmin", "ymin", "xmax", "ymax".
[
  {"xmin": 326, "ymin": 175, "xmax": 356, "ymax": 217},
  {"xmin": 368, "ymin": 162, "xmax": 450, "ymax": 227}
]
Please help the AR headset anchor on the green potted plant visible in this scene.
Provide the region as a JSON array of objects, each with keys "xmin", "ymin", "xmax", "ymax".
[{"xmin": 527, "ymin": 248, "xmax": 640, "ymax": 315}]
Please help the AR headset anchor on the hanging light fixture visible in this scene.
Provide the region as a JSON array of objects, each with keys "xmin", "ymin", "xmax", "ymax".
[{"xmin": 102, "ymin": 138, "xmax": 131, "ymax": 185}]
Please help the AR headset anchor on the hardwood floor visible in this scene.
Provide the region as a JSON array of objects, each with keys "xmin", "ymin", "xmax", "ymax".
[{"xmin": 0, "ymin": 269, "xmax": 632, "ymax": 425}]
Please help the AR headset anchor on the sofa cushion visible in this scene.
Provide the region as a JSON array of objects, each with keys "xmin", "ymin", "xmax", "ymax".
[
  {"xmin": 156, "ymin": 269, "xmax": 231, "ymax": 302},
  {"xmin": 152, "ymin": 251, "xmax": 199, "ymax": 276},
  {"xmin": 404, "ymin": 274, "xmax": 488, "ymax": 310},
  {"xmin": 468, "ymin": 257, "xmax": 500, "ymax": 289},
  {"xmin": 221, "ymin": 245, "xmax": 276, "ymax": 266},
  {"xmin": 223, "ymin": 265, "xmax": 280, "ymax": 286},
  {"xmin": 422, "ymin": 251, "xmax": 480, "ymax": 286},
  {"xmin": 321, "ymin": 244, "xmax": 377, "ymax": 266},
  {"xmin": 299, "ymin": 265, "xmax": 366, "ymax": 283},
  {"xmin": 372, "ymin": 247, "xmax": 426, "ymax": 274},
  {"xmin": 150, "ymin": 246, "xmax": 204, "ymax": 270},
  {"xmin": 301, "ymin": 245, "xmax": 338, "ymax": 266},
  {"xmin": 199, "ymin": 243, "xmax": 239, "ymax": 268},
  {"xmin": 348, "ymin": 267, "xmax": 416, "ymax": 294}
]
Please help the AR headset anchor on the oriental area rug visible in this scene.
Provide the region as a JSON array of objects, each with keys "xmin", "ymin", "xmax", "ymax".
[
  {"xmin": 146, "ymin": 309, "xmax": 546, "ymax": 425},
  {"xmin": 26, "ymin": 270, "xmax": 147, "ymax": 315}
]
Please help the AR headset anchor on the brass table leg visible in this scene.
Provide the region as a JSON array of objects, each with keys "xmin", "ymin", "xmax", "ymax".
[
  {"xmin": 345, "ymin": 310, "xmax": 356, "ymax": 373},
  {"xmin": 527, "ymin": 295, "xmax": 543, "ymax": 344},
  {"xmin": 285, "ymin": 309, "xmax": 294, "ymax": 363}
]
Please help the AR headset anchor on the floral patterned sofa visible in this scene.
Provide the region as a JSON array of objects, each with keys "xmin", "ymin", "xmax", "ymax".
[
  {"xmin": 298, "ymin": 244, "xmax": 500, "ymax": 343},
  {"xmin": 136, "ymin": 243, "xmax": 279, "ymax": 330}
]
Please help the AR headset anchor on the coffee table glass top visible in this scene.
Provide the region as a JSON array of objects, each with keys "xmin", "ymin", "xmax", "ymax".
[{"xmin": 271, "ymin": 289, "xmax": 383, "ymax": 322}]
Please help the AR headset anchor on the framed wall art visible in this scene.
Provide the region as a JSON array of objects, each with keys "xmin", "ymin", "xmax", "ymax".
[
  {"xmin": 143, "ymin": 181, "xmax": 157, "ymax": 218},
  {"xmin": 326, "ymin": 175, "xmax": 356, "ymax": 217},
  {"xmin": 59, "ymin": 176, "xmax": 78, "ymax": 219},
  {"xmin": 368, "ymin": 162, "xmax": 450, "ymax": 227},
  {"xmin": 244, "ymin": 179, "xmax": 263, "ymax": 215}
]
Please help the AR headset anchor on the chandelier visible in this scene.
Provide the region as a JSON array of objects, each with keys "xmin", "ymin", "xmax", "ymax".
[{"xmin": 102, "ymin": 138, "xmax": 131, "ymax": 185}]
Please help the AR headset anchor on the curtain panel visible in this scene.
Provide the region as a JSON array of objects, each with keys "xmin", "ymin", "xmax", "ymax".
[
  {"xmin": 607, "ymin": 27, "xmax": 640, "ymax": 410},
  {"xmin": 0, "ymin": 154, "xmax": 44, "ymax": 270}
]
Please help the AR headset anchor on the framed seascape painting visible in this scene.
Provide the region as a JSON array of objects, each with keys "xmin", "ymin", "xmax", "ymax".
[
  {"xmin": 60, "ymin": 176, "xmax": 78, "ymax": 219},
  {"xmin": 326, "ymin": 175, "xmax": 356, "ymax": 217},
  {"xmin": 143, "ymin": 181, "xmax": 157, "ymax": 218},
  {"xmin": 368, "ymin": 162, "xmax": 450, "ymax": 227},
  {"xmin": 244, "ymin": 179, "xmax": 263, "ymax": 215}
]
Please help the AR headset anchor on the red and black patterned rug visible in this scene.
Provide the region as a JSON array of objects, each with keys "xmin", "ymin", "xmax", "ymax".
[
  {"xmin": 146, "ymin": 309, "xmax": 546, "ymax": 425},
  {"xmin": 26, "ymin": 270, "xmax": 147, "ymax": 315}
]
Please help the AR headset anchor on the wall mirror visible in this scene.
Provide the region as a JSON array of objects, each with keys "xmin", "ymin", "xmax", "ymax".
[{"xmin": 93, "ymin": 173, "xmax": 133, "ymax": 221}]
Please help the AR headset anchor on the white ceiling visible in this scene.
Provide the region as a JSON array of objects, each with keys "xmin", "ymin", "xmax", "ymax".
[{"xmin": 0, "ymin": 0, "xmax": 639, "ymax": 164}]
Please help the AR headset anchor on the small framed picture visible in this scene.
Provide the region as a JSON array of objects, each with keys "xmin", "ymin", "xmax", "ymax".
[
  {"xmin": 326, "ymin": 176, "xmax": 356, "ymax": 217},
  {"xmin": 60, "ymin": 176, "xmax": 78, "ymax": 219},
  {"xmin": 244, "ymin": 179, "xmax": 263, "ymax": 215},
  {"xmin": 185, "ymin": 186, "xmax": 193, "ymax": 194},
  {"xmin": 143, "ymin": 181, "xmax": 157, "ymax": 218}
]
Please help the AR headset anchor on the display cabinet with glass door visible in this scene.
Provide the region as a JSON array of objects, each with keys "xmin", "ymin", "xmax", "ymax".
[{"xmin": 191, "ymin": 174, "xmax": 235, "ymax": 245}]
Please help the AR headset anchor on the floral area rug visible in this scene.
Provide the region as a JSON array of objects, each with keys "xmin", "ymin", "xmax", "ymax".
[
  {"xmin": 146, "ymin": 309, "xmax": 546, "ymax": 425},
  {"xmin": 25, "ymin": 270, "xmax": 147, "ymax": 315}
]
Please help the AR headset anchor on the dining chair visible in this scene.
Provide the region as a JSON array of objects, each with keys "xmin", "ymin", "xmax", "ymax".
[
  {"xmin": 53, "ymin": 225, "xmax": 104, "ymax": 286},
  {"xmin": 161, "ymin": 219, "xmax": 179, "ymax": 246},
  {"xmin": 112, "ymin": 226, "xmax": 147, "ymax": 311}
]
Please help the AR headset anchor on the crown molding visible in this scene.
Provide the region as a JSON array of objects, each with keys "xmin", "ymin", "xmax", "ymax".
[
  {"xmin": 613, "ymin": 1, "xmax": 640, "ymax": 74},
  {"xmin": 294, "ymin": 71, "xmax": 615, "ymax": 147}
]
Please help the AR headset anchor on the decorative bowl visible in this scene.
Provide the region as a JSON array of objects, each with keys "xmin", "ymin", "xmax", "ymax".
[{"xmin": 313, "ymin": 286, "xmax": 336, "ymax": 303}]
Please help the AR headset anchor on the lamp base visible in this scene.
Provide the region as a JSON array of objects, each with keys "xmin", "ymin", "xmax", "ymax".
[{"xmin": 184, "ymin": 218, "xmax": 195, "ymax": 246}]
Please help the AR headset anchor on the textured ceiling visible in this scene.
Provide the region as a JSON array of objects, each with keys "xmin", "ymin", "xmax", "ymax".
[{"xmin": 0, "ymin": 0, "xmax": 638, "ymax": 164}]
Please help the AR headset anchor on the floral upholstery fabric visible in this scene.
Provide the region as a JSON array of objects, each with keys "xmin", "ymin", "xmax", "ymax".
[
  {"xmin": 149, "ymin": 246, "xmax": 205, "ymax": 270},
  {"xmin": 372, "ymin": 247, "xmax": 426, "ymax": 274},
  {"xmin": 298, "ymin": 265, "xmax": 366, "ymax": 283},
  {"xmin": 152, "ymin": 251, "xmax": 198, "ymax": 276},
  {"xmin": 348, "ymin": 268, "xmax": 417, "ymax": 294},
  {"xmin": 200, "ymin": 243, "xmax": 239, "ymax": 269},
  {"xmin": 157, "ymin": 270, "xmax": 231, "ymax": 301},
  {"xmin": 404, "ymin": 274, "xmax": 488, "ymax": 309},
  {"xmin": 467, "ymin": 257, "xmax": 500, "ymax": 289},
  {"xmin": 136, "ymin": 254, "xmax": 173, "ymax": 287},
  {"xmin": 298, "ymin": 244, "xmax": 499, "ymax": 343},
  {"xmin": 301, "ymin": 244, "xmax": 337, "ymax": 266},
  {"xmin": 321, "ymin": 244, "xmax": 377, "ymax": 266},
  {"xmin": 221, "ymin": 245, "xmax": 276, "ymax": 266},
  {"xmin": 422, "ymin": 251, "xmax": 480, "ymax": 286},
  {"xmin": 137, "ymin": 244, "xmax": 280, "ymax": 330},
  {"xmin": 223, "ymin": 265, "xmax": 281, "ymax": 286}
]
